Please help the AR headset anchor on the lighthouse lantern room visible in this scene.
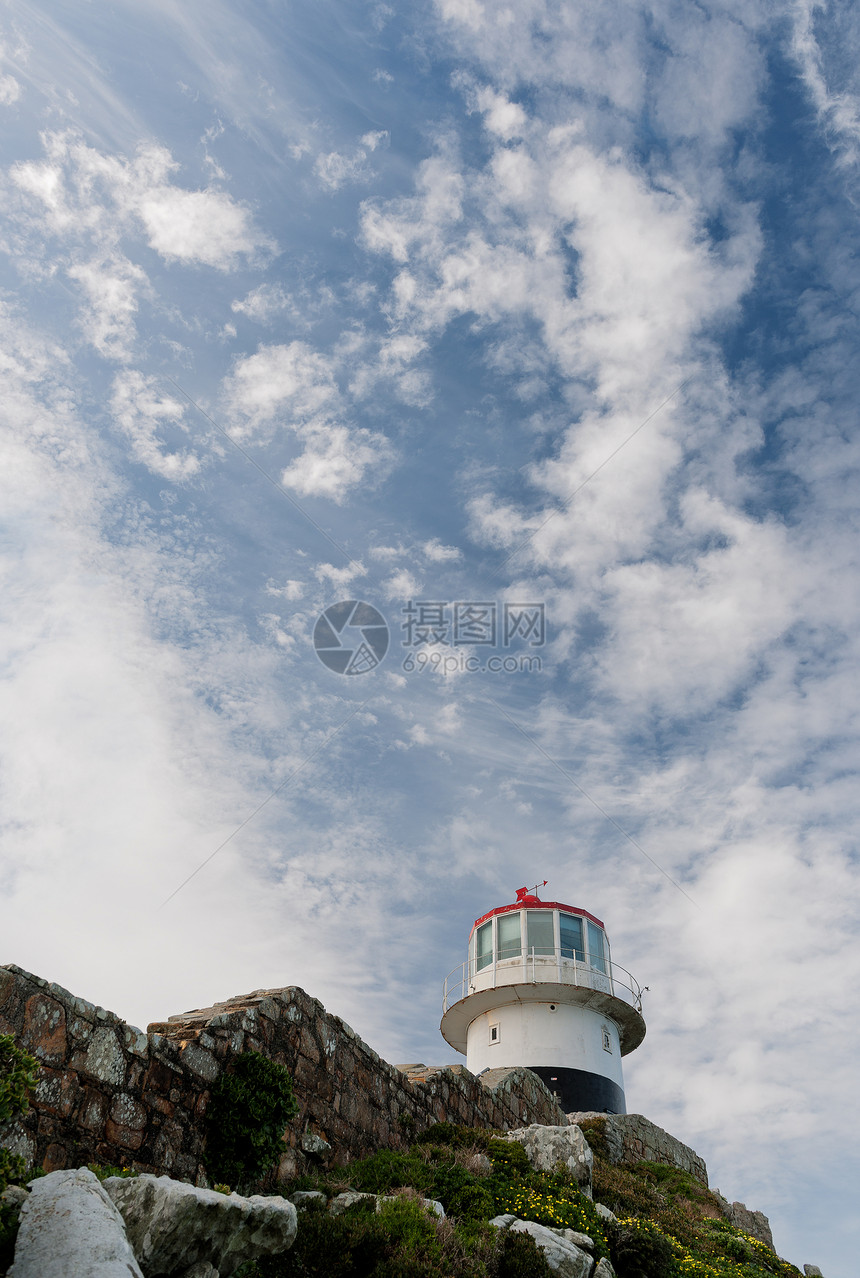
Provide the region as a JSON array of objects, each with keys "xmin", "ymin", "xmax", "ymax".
[{"xmin": 440, "ymin": 885, "xmax": 646, "ymax": 1114}]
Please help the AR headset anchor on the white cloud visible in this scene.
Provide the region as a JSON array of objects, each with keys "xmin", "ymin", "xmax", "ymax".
[
  {"xmin": 110, "ymin": 369, "xmax": 200, "ymax": 479},
  {"xmin": 281, "ymin": 580, "xmax": 306, "ymax": 600},
  {"xmin": 314, "ymin": 561, "xmax": 367, "ymax": 590},
  {"xmin": 231, "ymin": 283, "xmax": 295, "ymax": 324},
  {"xmin": 137, "ymin": 184, "xmax": 263, "ymax": 268},
  {"xmin": 66, "ymin": 255, "xmax": 148, "ymax": 360},
  {"xmin": 792, "ymin": 0, "xmax": 860, "ymax": 169},
  {"xmin": 314, "ymin": 131, "xmax": 389, "ymax": 191},
  {"xmin": 280, "ymin": 424, "xmax": 393, "ymax": 503},
  {"xmin": 222, "ymin": 342, "xmax": 339, "ymax": 439},
  {"xmin": 222, "ymin": 341, "xmax": 395, "ymax": 502},
  {"xmin": 381, "ymin": 567, "xmax": 420, "ymax": 600},
  {"xmin": 0, "ymin": 72, "xmax": 20, "ymax": 105},
  {"xmin": 8, "ymin": 132, "xmax": 271, "ymax": 308},
  {"xmin": 423, "ymin": 538, "xmax": 461, "ymax": 561}
]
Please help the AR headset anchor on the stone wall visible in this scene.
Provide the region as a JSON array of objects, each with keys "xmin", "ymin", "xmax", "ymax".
[
  {"xmin": 569, "ymin": 1111, "xmax": 709, "ymax": 1185},
  {"xmin": 0, "ymin": 964, "xmax": 568, "ymax": 1184}
]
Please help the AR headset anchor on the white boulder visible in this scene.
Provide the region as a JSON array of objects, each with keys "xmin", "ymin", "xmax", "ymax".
[
  {"xmin": 9, "ymin": 1167, "xmax": 144, "ymax": 1278},
  {"xmin": 105, "ymin": 1174, "xmax": 297, "ymax": 1277},
  {"xmin": 329, "ymin": 1190, "xmax": 378, "ymax": 1214},
  {"xmin": 503, "ymin": 1124, "xmax": 593, "ymax": 1196},
  {"xmin": 289, "ymin": 1189, "xmax": 327, "ymax": 1209},
  {"xmin": 491, "ymin": 1216, "xmax": 594, "ymax": 1278}
]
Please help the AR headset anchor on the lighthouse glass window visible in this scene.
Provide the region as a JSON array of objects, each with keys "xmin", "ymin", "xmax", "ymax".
[
  {"xmin": 475, "ymin": 921, "xmax": 493, "ymax": 971},
  {"xmin": 587, "ymin": 920, "xmax": 607, "ymax": 973},
  {"xmin": 497, "ymin": 912, "xmax": 521, "ymax": 960},
  {"xmin": 526, "ymin": 910, "xmax": 554, "ymax": 955},
  {"xmin": 560, "ymin": 913, "xmax": 584, "ymax": 961}
]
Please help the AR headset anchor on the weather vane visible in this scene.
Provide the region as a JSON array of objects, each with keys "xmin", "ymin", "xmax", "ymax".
[{"xmin": 515, "ymin": 880, "xmax": 548, "ymax": 902}]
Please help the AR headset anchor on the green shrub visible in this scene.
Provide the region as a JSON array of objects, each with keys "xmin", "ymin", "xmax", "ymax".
[
  {"xmin": 607, "ymin": 1217, "xmax": 676, "ymax": 1278},
  {"xmin": 487, "ymin": 1139, "xmax": 530, "ymax": 1178},
  {"xmin": 430, "ymin": 1163, "xmax": 494, "ymax": 1221},
  {"xmin": 415, "ymin": 1123, "xmax": 492, "ymax": 1151},
  {"xmin": 575, "ymin": 1116, "xmax": 611, "ymax": 1162},
  {"xmin": 0, "ymin": 1035, "xmax": 39, "ymax": 1196},
  {"xmin": 250, "ymin": 1194, "xmax": 489, "ymax": 1278},
  {"xmin": 204, "ymin": 1052, "xmax": 298, "ymax": 1191},
  {"xmin": 87, "ymin": 1163, "xmax": 139, "ymax": 1181},
  {"xmin": 343, "ymin": 1149, "xmax": 435, "ymax": 1197},
  {"xmin": 495, "ymin": 1228, "xmax": 554, "ymax": 1278},
  {"xmin": 0, "ymin": 1035, "xmax": 38, "ymax": 1131},
  {"xmin": 0, "ymin": 1034, "xmax": 39, "ymax": 1272}
]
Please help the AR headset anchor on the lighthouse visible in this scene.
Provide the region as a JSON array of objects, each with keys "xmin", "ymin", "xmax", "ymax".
[{"xmin": 440, "ymin": 885, "xmax": 646, "ymax": 1114}]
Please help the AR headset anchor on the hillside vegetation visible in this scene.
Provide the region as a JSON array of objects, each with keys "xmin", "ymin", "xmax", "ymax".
[{"xmin": 240, "ymin": 1121, "xmax": 803, "ymax": 1278}]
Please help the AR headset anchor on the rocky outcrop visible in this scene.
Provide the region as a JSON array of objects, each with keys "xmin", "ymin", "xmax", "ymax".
[
  {"xmin": 717, "ymin": 1197, "xmax": 775, "ymax": 1251},
  {"xmin": 503, "ymin": 1124, "xmax": 592, "ymax": 1197},
  {"xmin": 569, "ymin": 1111, "xmax": 708, "ymax": 1185},
  {"xmin": 8, "ymin": 1167, "xmax": 144, "ymax": 1278},
  {"xmin": 491, "ymin": 1215, "xmax": 595, "ymax": 1278},
  {"xmin": 0, "ymin": 964, "xmax": 567, "ymax": 1183},
  {"xmin": 104, "ymin": 1174, "xmax": 297, "ymax": 1276}
]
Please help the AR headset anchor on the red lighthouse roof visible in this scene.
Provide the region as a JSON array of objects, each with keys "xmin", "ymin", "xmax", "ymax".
[{"xmin": 472, "ymin": 887, "xmax": 605, "ymax": 935}]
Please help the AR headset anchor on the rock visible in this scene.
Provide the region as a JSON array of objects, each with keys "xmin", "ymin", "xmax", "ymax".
[
  {"xmin": 105, "ymin": 1174, "xmax": 297, "ymax": 1277},
  {"xmin": 569, "ymin": 1113, "xmax": 708, "ymax": 1185},
  {"xmin": 725, "ymin": 1200, "xmax": 774, "ymax": 1250},
  {"xmin": 595, "ymin": 1202, "xmax": 617, "ymax": 1224},
  {"xmin": 181, "ymin": 1266, "xmax": 219, "ymax": 1278},
  {"xmin": 8, "ymin": 1167, "xmax": 144, "ymax": 1278},
  {"xmin": 300, "ymin": 1132, "xmax": 332, "ymax": 1157},
  {"xmin": 289, "ymin": 1190, "xmax": 327, "ymax": 1208},
  {"xmin": 0, "ymin": 1185, "xmax": 28, "ymax": 1209},
  {"xmin": 553, "ymin": 1229, "xmax": 593, "ymax": 1250},
  {"xmin": 490, "ymin": 1216, "xmax": 593, "ymax": 1278},
  {"xmin": 378, "ymin": 1196, "xmax": 445, "ymax": 1218},
  {"xmin": 803, "ymin": 1268, "xmax": 823, "ymax": 1277},
  {"xmin": 329, "ymin": 1190, "xmax": 378, "ymax": 1214},
  {"xmin": 504, "ymin": 1124, "xmax": 593, "ymax": 1197},
  {"xmin": 593, "ymin": 1259, "xmax": 616, "ymax": 1278}
]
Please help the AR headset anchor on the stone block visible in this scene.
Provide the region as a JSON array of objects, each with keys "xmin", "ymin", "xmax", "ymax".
[
  {"xmin": 180, "ymin": 1043, "xmax": 220, "ymax": 1082},
  {"xmin": 105, "ymin": 1093, "xmax": 148, "ymax": 1150},
  {"xmin": 34, "ymin": 1068, "xmax": 79, "ymax": 1118},
  {"xmin": 81, "ymin": 1027, "xmax": 126, "ymax": 1086},
  {"xmin": 21, "ymin": 994, "xmax": 67, "ymax": 1064},
  {"xmin": 106, "ymin": 1174, "xmax": 297, "ymax": 1277},
  {"xmin": 42, "ymin": 1143, "xmax": 71, "ymax": 1173},
  {"xmin": 9, "ymin": 1167, "xmax": 143, "ymax": 1278}
]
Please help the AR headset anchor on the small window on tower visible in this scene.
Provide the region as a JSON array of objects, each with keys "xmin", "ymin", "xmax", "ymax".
[
  {"xmin": 489, "ymin": 1022, "xmax": 500, "ymax": 1045},
  {"xmin": 601, "ymin": 1026, "xmax": 612, "ymax": 1053}
]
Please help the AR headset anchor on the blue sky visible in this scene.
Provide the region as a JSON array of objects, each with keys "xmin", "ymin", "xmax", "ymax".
[{"xmin": 1, "ymin": 1, "xmax": 859, "ymax": 1272}]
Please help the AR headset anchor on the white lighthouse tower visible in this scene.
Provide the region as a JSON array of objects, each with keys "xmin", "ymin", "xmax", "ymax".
[{"xmin": 440, "ymin": 885, "xmax": 646, "ymax": 1113}]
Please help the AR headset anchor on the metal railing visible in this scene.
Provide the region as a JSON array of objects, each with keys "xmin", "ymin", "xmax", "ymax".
[{"xmin": 442, "ymin": 945, "xmax": 644, "ymax": 1015}]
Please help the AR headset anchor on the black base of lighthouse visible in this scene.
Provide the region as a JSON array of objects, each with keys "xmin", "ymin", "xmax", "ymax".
[{"xmin": 529, "ymin": 1066, "xmax": 626, "ymax": 1115}]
